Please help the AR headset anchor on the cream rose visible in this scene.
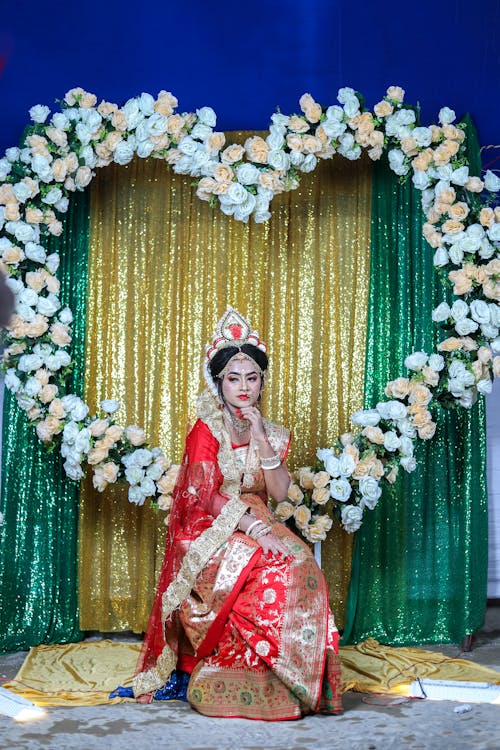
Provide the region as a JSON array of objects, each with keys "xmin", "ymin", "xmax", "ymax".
[
  {"xmin": 87, "ymin": 443, "xmax": 111, "ymax": 465},
  {"xmin": 288, "ymin": 483, "xmax": 304, "ymax": 505},
  {"xmin": 244, "ymin": 136, "xmax": 269, "ymax": 164},
  {"xmin": 418, "ymin": 422, "xmax": 437, "ymax": 440},
  {"xmin": 89, "ymin": 419, "xmax": 110, "ymax": 437},
  {"xmin": 312, "ymin": 471, "xmax": 331, "ymax": 489},
  {"xmin": 48, "ymin": 398, "xmax": 66, "ymax": 419},
  {"xmin": 221, "ymin": 144, "xmax": 245, "ymax": 164},
  {"xmin": 362, "ymin": 426, "xmax": 385, "ymax": 445},
  {"xmin": 275, "ymin": 501, "xmax": 295, "ymax": 521},
  {"xmin": 39, "ymin": 384, "xmax": 58, "ymax": 404},
  {"xmin": 288, "ymin": 115, "xmax": 310, "ymax": 133},
  {"xmin": 312, "ymin": 486, "xmax": 330, "ymax": 505},
  {"xmin": 296, "ymin": 467, "xmax": 315, "ymax": 490},
  {"xmin": 106, "ymin": 424, "xmax": 124, "ymax": 442},
  {"xmin": 294, "ymin": 504, "xmax": 312, "ymax": 529}
]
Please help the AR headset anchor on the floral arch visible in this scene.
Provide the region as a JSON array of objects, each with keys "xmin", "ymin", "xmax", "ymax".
[{"xmin": 0, "ymin": 84, "xmax": 499, "ymax": 543}]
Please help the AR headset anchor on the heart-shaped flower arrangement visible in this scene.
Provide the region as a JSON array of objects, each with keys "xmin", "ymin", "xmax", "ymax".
[{"xmin": 0, "ymin": 84, "xmax": 498, "ymax": 540}]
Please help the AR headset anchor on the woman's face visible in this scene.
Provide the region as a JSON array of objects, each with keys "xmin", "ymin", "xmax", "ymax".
[{"xmin": 221, "ymin": 357, "xmax": 262, "ymax": 411}]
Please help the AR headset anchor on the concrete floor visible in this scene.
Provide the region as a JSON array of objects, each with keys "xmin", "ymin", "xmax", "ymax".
[{"xmin": 1, "ymin": 607, "xmax": 500, "ymax": 750}]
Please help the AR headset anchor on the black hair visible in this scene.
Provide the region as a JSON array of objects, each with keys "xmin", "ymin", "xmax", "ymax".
[{"xmin": 209, "ymin": 344, "xmax": 268, "ymax": 403}]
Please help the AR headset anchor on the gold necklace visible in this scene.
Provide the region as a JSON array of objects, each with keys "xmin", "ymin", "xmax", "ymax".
[{"xmin": 225, "ymin": 408, "xmax": 250, "ymax": 437}]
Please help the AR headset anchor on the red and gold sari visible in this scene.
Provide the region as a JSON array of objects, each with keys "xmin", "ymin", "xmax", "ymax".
[{"xmin": 133, "ymin": 390, "xmax": 342, "ymax": 721}]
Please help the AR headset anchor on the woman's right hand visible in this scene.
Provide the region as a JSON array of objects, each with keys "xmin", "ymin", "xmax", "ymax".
[{"xmin": 258, "ymin": 531, "xmax": 291, "ymax": 559}]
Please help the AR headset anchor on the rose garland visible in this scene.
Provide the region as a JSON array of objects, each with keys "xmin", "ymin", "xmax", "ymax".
[{"xmin": 0, "ymin": 85, "xmax": 498, "ymax": 539}]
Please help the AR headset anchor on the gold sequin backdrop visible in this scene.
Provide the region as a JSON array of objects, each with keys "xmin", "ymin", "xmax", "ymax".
[{"xmin": 79, "ymin": 139, "xmax": 372, "ymax": 632}]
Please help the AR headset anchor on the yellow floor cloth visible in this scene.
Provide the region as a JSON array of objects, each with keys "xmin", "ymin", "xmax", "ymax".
[{"xmin": 4, "ymin": 638, "xmax": 500, "ymax": 707}]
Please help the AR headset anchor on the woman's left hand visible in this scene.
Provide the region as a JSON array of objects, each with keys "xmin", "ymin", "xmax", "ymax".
[{"xmin": 258, "ymin": 530, "xmax": 292, "ymax": 558}]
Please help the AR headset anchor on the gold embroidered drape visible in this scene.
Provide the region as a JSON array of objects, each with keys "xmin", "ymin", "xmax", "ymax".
[{"xmin": 79, "ymin": 138, "xmax": 372, "ymax": 632}]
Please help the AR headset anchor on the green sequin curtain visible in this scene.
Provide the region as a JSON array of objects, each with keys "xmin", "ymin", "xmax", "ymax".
[
  {"xmin": 343, "ymin": 116, "xmax": 488, "ymax": 645},
  {"xmin": 0, "ymin": 191, "xmax": 90, "ymax": 653}
]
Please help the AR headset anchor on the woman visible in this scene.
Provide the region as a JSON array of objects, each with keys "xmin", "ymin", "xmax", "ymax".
[{"xmin": 133, "ymin": 308, "xmax": 342, "ymax": 720}]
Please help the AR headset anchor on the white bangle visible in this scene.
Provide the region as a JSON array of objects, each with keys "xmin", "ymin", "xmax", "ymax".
[
  {"xmin": 245, "ymin": 519, "xmax": 262, "ymax": 537},
  {"xmin": 260, "ymin": 454, "xmax": 281, "ymax": 470}
]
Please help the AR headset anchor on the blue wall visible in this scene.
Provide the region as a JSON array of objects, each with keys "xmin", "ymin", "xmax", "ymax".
[{"xmin": 1, "ymin": 1, "xmax": 499, "ymax": 163}]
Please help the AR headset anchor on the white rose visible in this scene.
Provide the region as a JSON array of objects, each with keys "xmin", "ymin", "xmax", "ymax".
[
  {"xmin": 64, "ymin": 460, "xmax": 84, "ymax": 481},
  {"xmin": 484, "ymin": 170, "xmax": 500, "ymax": 192},
  {"xmin": 138, "ymin": 92, "xmax": 155, "ymax": 115},
  {"xmin": 300, "ymin": 154, "xmax": 317, "ymax": 173},
  {"xmin": 139, "ymin": 477, "xmax": 156, "ymax": 497},
  {"xmin": 317, "ymin": 447, "xmax": 334, "ymax": 463},
  {"xmin": 351, "ymin": 409, "xmax": 381, "ymax": 426},
  {"xmin": 412, "ymin": 127, "xmax": 432, "ymax": 147},
  {"xmin": 326, "ymin": 104, "xmax": 344, "ymax": 121},
  {"xmin": 412, "ymin": 171, "xmax": 431, "ymax": 191},
  {"xmin": 400, "ymin": 455, "xmax": 417, "ymax": 472},
  {"xmin": 46, "ymin": 253, "xmax": 60, "ymax": 274},
  {"xmin": 448, "ymin": 244, "xmax": 464, "ymax": 265},
  {"xmin": 470, "ymin": 300, "xmax": 492, "ymax": 326},
  {"xmin": 146, "ymin": 462, "xmax": 164, "ymax": 481},
  {"xmin": 433, "ymin": 248, "xmax": 449, "ymax": 267},
  {"xmin": 337, "ymin": 87, "xmax": 356, "ymax": 104},
  {"xmin": 43, "ymin": 187, "xmax": 63, "ymax": 206},
  {"xmin": 5, "ymin": 147, "xmax": 20, "ymax": 162},
  {"xmin": 454, "ymin": 317, "xmax": 478, "ymax": 336},
  {"xmin": 29, "ymin": 104, "xmax": 50, "ymax": 123},
  {"xmin": 477, "ymin": 378, "xmax": 493, "ymax": 394},
  {"xmin": 6, "ymin": 221, "xmax": 36, "ymax": 243},
  {"xmin": 396, "ymin": 418, "xmax": 417, "ymax": 438},
  {"xmin": 114, "ymin": 141, "xmax": 135, "ymax": 165},
  {"xmin": 4, "ymin": 369, "xmax": 22, "ymax": 392},
  {"xmin": 343, "ymin": 96, "xmax": 360, "ymax": 118},
  {"xmin": 19, "ymin": 286, "xmax": 39, "ymax": 306},
  {"xmin": 61, "ymin": 395, "xmax": 89, "ymax": 421},
  {"xmin": 234, "ymin": 193, "xmax": 257, "ymax": 222},
  {"xmin": 55, "ymin": 196, "xmax": 69, "ymax": 213},
  {"xmin": 438, "ymin": 107, "xmax": 456, "ymax": 125},
  {"xmin": 428, "ymin": 354, "xmax": 445, "ymax": 372},
  {"xmin": 359, "ymin": 477, "xmax": 382, "ymax": 509},
  {"xmin": 338, "ymin": 453, "xmax": 356, "ymax": 477},
  {"xmin": 487, "ymin": 224, "xmax": 500, "ymax": 242},
  {"xmin": 267, "ymin": 150, "xmax": 290, "ymax": 171},
  {"xmin": 17, "ymin": 303, "xmax": 36, "ymax": 321},
  {"xmin": 491, "ymin": 337, "xmax": 500, "ymax": 354},
  {"xmin": 62, "ymin": 420, "xmax": 80, "ymax": 445},
  {"xmin": 451, "ymin": 166, "xmax": 470, "ymax": 186},
  {"xmin": 271, "ymin": 112, "xmax": 289, "ymax": 127},
  {"xmin": 190, "ymin": 122, "xmax": 213, "ymax": 141},
  {"xmin": 322, "ymin": 119, "xmax": 346, "ymax": 139},
  {"xmin": 124, "ymin": 448, "xmax": 153, "ymax": 467},
  {"xmin": 329, "ymin": 477, "xmax": 352, "ymax": 502},
  {"xmin": 266, "ymin": 129, "xmax": 285, "ymax": 151},
  {"xmin": 383, "ymin": 430, "xmax": 401, "ymax": 452},
  {"xmin": 227, "ymin": 182, "xmax": 249, "ymax": 204},
  {"xmin": 236, "ymin": 163, "xmax": 260, "ymax": 185},
  {"xmin": 38, "ymin": 293, "xmax": 60, "ymax": 317},
  {"xmin": 389, "ymin": 150, "xmax": 409, "ymax": 177},
  {"xmin": 341, "ymin": 504, "xmax": 363, "ymax": 533},
  {"xmin": 24, "ymin": 376, "xmax": 42, "ymax": 396},
  {"xmin": 100, "ymin": 398, "xmax": 121, "ymax": 414},
  {"xmin": 128, "ymin": 485, "xmax": 146, "ymax": 505},
  {"xmin": 404, "ymin": 351, "xmax": 428, "ymax": 371},
  {"xmin": 399, "ymin": 436, "xmax": 414, "ymax": 456},
  {"xmin": 16, "ymin": 394, "xmax": 36, "ymax": 411},
  {"xmin": 289, "ymin": 150, "xmax": 305, "ymax": 167},
  {"xmin": 324, "ymin": 455, "xmax": 341, "ymax": 478},
  {"xmin": 13, "ymin": 182, "xmax": 32, "ymax": 203},
  {"xmin": 146, "ymin": 113, "xmax": 169, "ymax": 137},
  {"xmin": 75, "ymin": 122, "xmax": 92, "ymax": 146},
  {"xmin": 18, "ymin": 353, "xmax": 44, "ymax": 372},
  {"xmin": 125, "ymin": 465, "xmax": 145, "ymax": 485},
  {"xmin": 481, "ymin": 323, "xmax": 499, "ymax": 340},
  {"xmin": 136, "ymin": 139, "xmax": 154, "ymax": 159},
  {"xmin": 432, "ymin": 302, "xmax": 451, "ymax": 322},
  {"xmin": 74, "ymin": 427, "xmax": 91, "ymax": 454},
  {"xmin": 196, "ymin": 107, "xmax": 217, "ymax": 127},
  {"xmin": 490, "ymin": 304, "xmax": 500, "ymax": 328},
  {"xmin": 122, "ymin": 99, "xmax": 144, "ymax": 129},
  {"xmin": 58, "ymin": 307, "xmax": 73, "ymax": 324},
  {"xmin": 45, "ymin": 351, "xmax": 71, "ymax": 370},
  {"xmin": 24, "ymin": 242, "xmax": 47, "ymax": 263},
  {"xmin": 458, "ymin": 389, "xmax": 477, "ymax": 408},
  {"xmin": 376, "ymin": 401, "xmax": 408, "ymax": 420},
  {"xmin": 450, "ymin": 299, "xmax": 469, "ymax": 321}
]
